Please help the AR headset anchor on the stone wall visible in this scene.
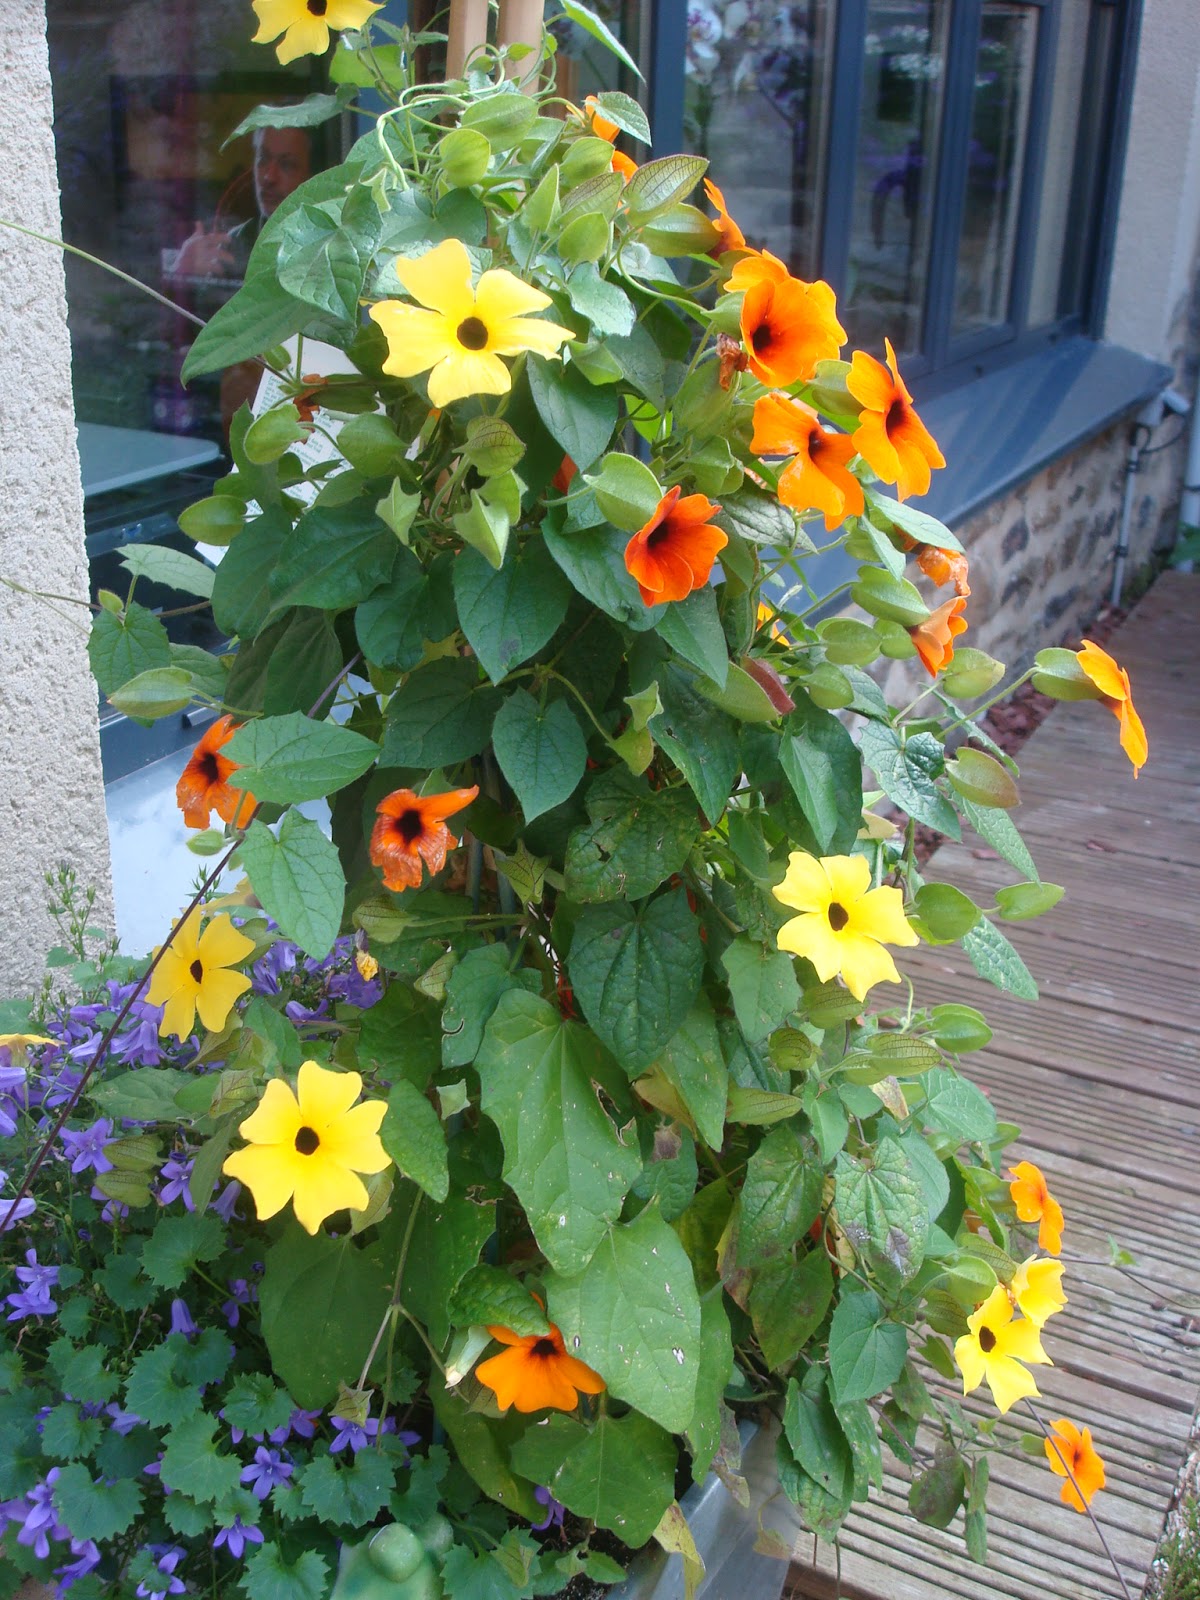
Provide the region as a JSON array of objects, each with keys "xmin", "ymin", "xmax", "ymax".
[{"xmin": 0, "ymin": 0, "xmax": 114, "ymax": 993}]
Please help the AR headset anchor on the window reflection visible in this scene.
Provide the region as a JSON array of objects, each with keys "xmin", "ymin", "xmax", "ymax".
[
  {"xmin": 951, "ymin": 1, "xmax": 1037, "ymax": 337},
  {"xmin": 844, "ymin": 0, "xmax": 946, "ymax": 356},
  {"xmin": 685, "ymin": 0, "xmax": 833, "ymax": 276}
]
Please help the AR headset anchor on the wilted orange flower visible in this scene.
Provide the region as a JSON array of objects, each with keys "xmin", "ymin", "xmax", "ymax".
[
  {"xmin": 704, "ymin": 179, "xmax": 746, "ymax": 255},
  {"xmin": 475, "ymin": 1318, "xmax": 605, "ymax": 1413},
  {"xmin": 737, "ymin": 264, "xmax": 845, "ymax": 389},
  {"xmin": 176, "ymin": 715, "xmax": 256, "ymax": 830},
  {"xmin": 915, "ymin": 542, "xmax": 970, "ymax": 597},
  {"xmin": 717, "ymin": 332, "xmax": 749, "ymax": 389},
  {"xmin": 1077, "ymin": 639, "xmax": 1148, "ymax": 777},
  {"xmin": 624, "ymin": 486, "xmax": 727, "ymax": 605},
  {"xmin": 752, "ymin": 393, "xmax": 863, "ymax": 531},
  {"xmin": 909, "ymin": 595, "xmax": 968, "ymax": 676},
  {"xmin": 370, "ymin": 786, "xmax": 479, "ymax": 892},
  {"xmin": 292, "ymin": 373, "xmax": 326, "ymax": 424},
  {"xmin": 1009, "ymin": 1160, "xmax": 1064, "ymax": 1255},
  {"xmin": 847, "ymin": 338, "xmax": 945, "ymax": 501},
  {"xmin": 1044, "ymin": 1419, "xmax": 1106, "ymax": 1513}
]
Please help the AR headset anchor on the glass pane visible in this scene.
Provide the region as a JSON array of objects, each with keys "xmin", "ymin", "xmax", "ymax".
[
  {"xmin": 684, "ymin": 0, "xmax": 834, "ymax": 277},
  {"xmin": 843, "ymin": 0, "xmax": 948, "ymax": 356},
  {"xmin": 951, "ymin": 1, "xmax": 1038, "ymax": 337},
  {"xmin": 47, "ymin": 1, "xmax": 332, "ymax": 452}
]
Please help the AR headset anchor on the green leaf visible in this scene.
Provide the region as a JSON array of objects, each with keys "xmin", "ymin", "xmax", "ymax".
[
  {"xmin": 919, "ymin": 1067, "xmax": 999, "ymax": 1143},
  {"xmin": 228, "ymin": 92, "xmax": 346, "ymax": 142},
  {"xmin": 911, "ymin": 883, "xmax": 980, "ymax": 943},
  {"xmin": 160, "ymin": 1413, "xmax": 242, "ymax": 1503},
  {"xmin": 909, "ymin": 1442, "xmax": 967, "ymax": 1529},
  {"xmin": 528, "ymin": 357, "xmax": 618, "ymax": 470},
  {"xmin": 52, "ymin": 1465, "xmax": 143, "ymax": 1541},
  {"xmin": 738, "ymin": 1125, "xmax": 822, "ymax": 1264},
  {"xmin": 477, "ymin": 990, "xmax": 641, "ymax": 1273},
  {"xmin": 650, "ymin": 998, "xmax": 728, "ymax": 1148},
  {"xmin": 297, "ymin": 1450, "xmax": 395, "ymax": 1528},
  {"xmin": 124, "ymin": 1338, "xmax": 203, "ymax": 1428},
  {"xmin": 140, "ymin": 1213, "xmax": 225, "ymax": 1290},
  {"xmin": 212, "ymin": 509, "xmax": 290, "ymax": 640},
  {"xmin": 547, "ymin": 1207, "xmax": 702, "ymax": 1433},
  {"xmin": 650, "ymin": 663, "xmax": 739, "ymax": 825},
  {"xmin": 960, "ymin": 797, "xmax": 1040, "ymax": 881},
  {"xmin": 87, "ymin": 602, "xmax": 170, "ymax": 696},
  {"xmin": 89, "ymin": 1067, "xmax": 193, "ymax": 1122},
  {"xmin": 776, "ymin": 698, "xmax": 864, "ymax": 855},
  {"xmin": 569, "ymin": 889, "xmax": 704, "ymax": 1072},
  {"xmin": 783, "ymin": 1368, "xmax": 852, "ymax": 1499},
  {"xmin": 268, "ymin": 500, "xmax": 398, "ymax": 615},
  {"xmin": 453, "ymin": 542, "xmax": 571, "ymax": 684},
  {"xmin": 222, "ymin": 1375, "xmax": 294, "ymax": 1438},
  {"xmin": 358, "ymin": 981, "xmax": 443, "ymax": 1089},
  {"xmin": 863, "ymin": 487, "xmax": 963, "ymax": 551},
  {"xmin": 585, "ymin": 453, "xmax": 662, "ymax": 532},
  {"xmin": 224, "ymin": 714, "xmax": 379, "ymax": 804},
  {"xmin": 492, "ymin": 691, "xmax": 588, "ymax": 822},
  {"xmin": 860, "ymin": 723, "xmax": 960, "ymax": 838},
  {"xmin": 240, "ymin": 812, "xmax": 345, "ymax": 959},
  {"xmin": 685, "ymin": 1287, "xmax": 735, "ymax": 1480},
  {"xmin": 428, "ymin": 1386, "xmax": 540, "ymax": 1519},
  {"xmin": 277, "ymin": 196, "xmax": 380, "ymax": 321},
  {"xmin": 591, "ymin": 90, "xmax": 652, "ymax": 142},
  {"xmin": 543, "ymin": 506, "xmax": 663, "ymax": 631},
  {"xmin": 827, "ymin": 1289, "xmax": 907, "ymax": 1404},
  {"xmin": 355, "ymin": 547, "xmax": 455, "ymax": 673},
  {"xmin": 961, "ymin": 916, "xmax": 1039, "ymax": 999},
  {"xmin": 994, "ymin": 882, "xmax": 1064, "ymax": 921},
  {"xmin": 748, "ymin": 1249, "xmax": 833, "ymax": 1370},
  {"xmin": 448, "ymin": 1265, "xmax": 550, "ymax": 1337},
  {"xmin": 554, "ymin": 1411, "xmax": 678, "ymax": 1547},
  {"xmin": 46, "ymin": 1341, "xmax": 119, "ymax": 1405},
  {"xmin": 240, "ymin": 1542, "xmax": 329, "ymax": 1600},
  {"xmin": 438, "ymin": 1548, "xmax": 525, "ymax": 1600},
  {"xmin": 722, "ymin": 937, "xmax": 800, "ymax": 1044},
  {"xmin": 716, "ymin": 487, "xmax": 814, "ymax": 552},
  {"xmin": 565, "ymin": 771, "xmax": 699, "ymax": 903},
  {"xmin": 119, "ymin": 543, "xmax": 215, "ymax": 599},
  {"xmin": 40, "ymin": 1402, "xmax": 101, "ymax": 1461},
  {"xmin": 624, "ymin": 155, "xmax": 708, "ymax": 219},
  {"xmin": 259, "ymin": 1232, "xmax": 392, "ymax": 1407},
  {"xmin": 567, "ymin": 264, "xmax": 637, "ymax": 337},
  {"xmin": 834, "ymin": 1141, "xmax": 928, "ymax": 1285},
  {"xmin": 380, "ymin": 656, "xmax": 501, "ymax": 767},
  {"xmin": 381, "ymin": 1080, "xmax": 449, "ymax": 1202},
  {"xmin": 657, "ymin": 586, "xmax": 729, "ymax": 688},
  {"xmin": 399, "ymin": 1186, "xmax": 497, "ymax": 1348},
  {"xmin": 560, "ymin": 0, "xmax": 643, "ymax": 76},
  {"xmin": 440, "ymin": 944, "xmax": 541, "ymax": 1068}
]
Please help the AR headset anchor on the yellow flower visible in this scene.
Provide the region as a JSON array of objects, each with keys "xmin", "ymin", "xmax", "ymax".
[
  {"xmin": 369, "ymin": 239, "xmax": 574, "ymax": 408},
  {"xmin": 0, "ymin": 1034, "xmax": 55, "ymax": 1062},
  {"xmin": 1009, "ymin": 1256, "xmax": 1066, "ymax": 1328},
  {"xmin": 222, "ymin": 1061, "xmax": 389, "ymax": 1235},
  {"xmin": 953, "ymin": 1284, "xmax": 1051, "ymax": 1414},
  {"xmin": 146, "ymin": 912, "xmax": 254, "ymax": 1041},
  {"xmin": 251, "ymin": 0, "xmax": 382, "ymax": 65},
  {"xmin": 772, "ymin": 851, "xmax": 919, "ymax": 1001}
]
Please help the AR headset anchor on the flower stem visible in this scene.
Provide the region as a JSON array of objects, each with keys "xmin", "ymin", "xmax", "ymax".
[{"xmin": 1022, "ymin": 1400, "xmax": 1133, "ymax": 1600}]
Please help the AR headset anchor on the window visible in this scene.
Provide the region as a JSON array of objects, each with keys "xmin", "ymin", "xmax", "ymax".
[{"xmin": 679, "ymin": 0, "xmax": 1128, "ymax": 383}]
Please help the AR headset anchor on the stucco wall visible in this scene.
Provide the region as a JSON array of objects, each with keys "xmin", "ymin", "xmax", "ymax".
[{"xmin": 0, "ymin": 0, "xmax": 113, "ymax": 992}]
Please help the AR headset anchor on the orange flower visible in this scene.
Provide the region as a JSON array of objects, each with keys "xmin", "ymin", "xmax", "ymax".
[
  {"xmin": 847, "ymin": 338, "xmax": 945, "ymax": 501},
  {"xmin": 751, "ymin": 393, "xmax": 863, "ymax": 531},
  {"xmin": 611, "ymin": 149, "xmax": 638, "ymax": 181},
  {"xmin": 915, "ymin": 542, "xmax": 970, "ymax": 597},
  {"xmin": 909, "ymin": 594, "xmax": 968, "ymax": 676},
  {"xmin": 176, "ymin": 715, "xmax": 256, "ymax": 830},
  {"xmin": 1009, "ymin": 1160, "xmax": 1064, "ymax": 1255},
  {"xmin": 725, "ymin": 247, "xmax": 790, "ymax": 291},
  {"xmin": 369, "ymin": 786, "xmax": 479, "ymax": 892},
  {"xmin": 551, "ymin": 456, "xmax": 578, "ymax": 495},
  {"xmin": 582, "ymin": 94, "xmax": 618, "ymax": 142},
  {"xmin": 704, "ymin": 179, "xmax": 746, "ymax": 254},
  {"xmin": 737, "ymin": 265, "xmax": 845, "ymax": 389},
  {"xmin": 1077, "ymin": 639, "xmax": 1148, "ymax": 777},
  {"xmin": 475, "ymin": 1318, "xmax": 605, "ymax": 1413},
  {"xmin": 1044, "ymin": 1419, "xmax": 1106, "ymax": 1513},
  {"xmin": 624, "ymin": 486, "xmax": 727, "ymax": 606}
]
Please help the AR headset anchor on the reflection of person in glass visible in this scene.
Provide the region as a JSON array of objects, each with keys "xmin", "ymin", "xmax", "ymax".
[{"xmin": 170, "ymin": 127, "xmax": 312, "ymax": 282}]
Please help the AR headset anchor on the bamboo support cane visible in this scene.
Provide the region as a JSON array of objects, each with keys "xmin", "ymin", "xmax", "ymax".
[
  {"xmin": 497, "ymin": 0, "xmax": 548, "ymax": 84},
  {"xmin": 446, "ymin": 0, "xmax": 489, "ymax": 79}
]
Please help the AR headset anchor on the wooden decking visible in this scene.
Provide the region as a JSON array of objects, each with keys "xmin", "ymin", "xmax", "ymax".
[{"xmin": 789, "ymin": 574, "xmax": 1200, "ymax": 1600}]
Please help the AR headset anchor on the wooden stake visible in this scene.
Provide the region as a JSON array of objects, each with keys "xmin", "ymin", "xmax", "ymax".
[
  {"xmin": 497, "ymin": 0, "xmax": 546, "ymax": 85},
  {"xmin": 446, "ymin": 0, "xmax": 490, "ymax": 78}
]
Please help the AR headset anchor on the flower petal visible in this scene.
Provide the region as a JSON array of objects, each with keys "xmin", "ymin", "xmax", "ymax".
[
  {"xmin": 297, "ymin": 1061, "xmax": 364, "ymax": 1127},
  {"xmin": 371, "ymin": 304, "xmax": 459, "ymax": 379},
  {"xmin": 290, "ymin": 1157, "xmax": 371, "ymax": 1235},
  {"xmin": 849, "ymin": 884, "xmax": 919, "ymax": 947},
  {"xmin": 194, "ymin": 968, "xmax": 252, "ymax": 1034},
  {"xmin": 392, "ymin": 238, "xmax": 476, "ymax": 319},
  {"xmin": 473, "ymin": 269, "xmax": 553, "ymax": 322},
  {"xmin": 821, "ymin": 853, "xmax": 872, "ymax": 907},
  {"xmin": 984, "ymin": 1352, "xmax": 1040, "ymax": 1414},
  {"xmin": 773, "ymin": 852, "xmax": 833, "ymax": 914},
  {"xmin": 832, "ymin": 932, "xmax": 902, "ymax": 1000},
  {"xmin": 197, "ymin": 915, "xmax": 256, "ymax": 970},
  {"xmin": 222, "ymin": 1143, "xmax": 299, "ymax": 1222},
  {"xmin": 427, "ymin": 352, "xmax": 512, "ymax": 408},
  {"xmin": 238, "ymin": 1078, "xmax": 303, "ymax": 1145},
  {"xmin": 776, "ymin": 912, "xmax": 844, "ymax": 983}
]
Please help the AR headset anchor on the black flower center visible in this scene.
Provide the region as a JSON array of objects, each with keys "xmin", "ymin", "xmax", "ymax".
[
  {"xmin": 196, "ymin": 752, "xmax": 221, "ymax": 784},
  {"xmin": 885, "ymin": 398, "xmax": 907, "ymax": 437},
  {"xmin": 978, "ymin": 1326, "xmax": 996, "ymax": 1353},
  {"xmin": 645, "ymin": 522, "xmax": 672, "ymax": 550},
  {"xmin": 397, "ymin": 808, "xmax": 424, "ymax": 844},
  {"xmin": 827, "ymin": 903, "xmax": 849, "ymax": 932},
  {"xmin": 307, "ymin": 0, "xmax": 328, "ymax": 14},
  {"xmin": 456, "ymin": 316, "xmax": 489, "ymax": 351},
  {"xmin": 751, "ymin": 323, "xmax": 773, "ymax": 354},
  {"xmin": 189, "ymin": 960, "xmax": 204, "ymax": 982},
  {"xmin": 295, "ymin": 1126, "xmax": 321, "ymax": 1155},
  {"xmin": 530, "ymin": 1338, "xmax": 558, "ymax": 1358}
]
